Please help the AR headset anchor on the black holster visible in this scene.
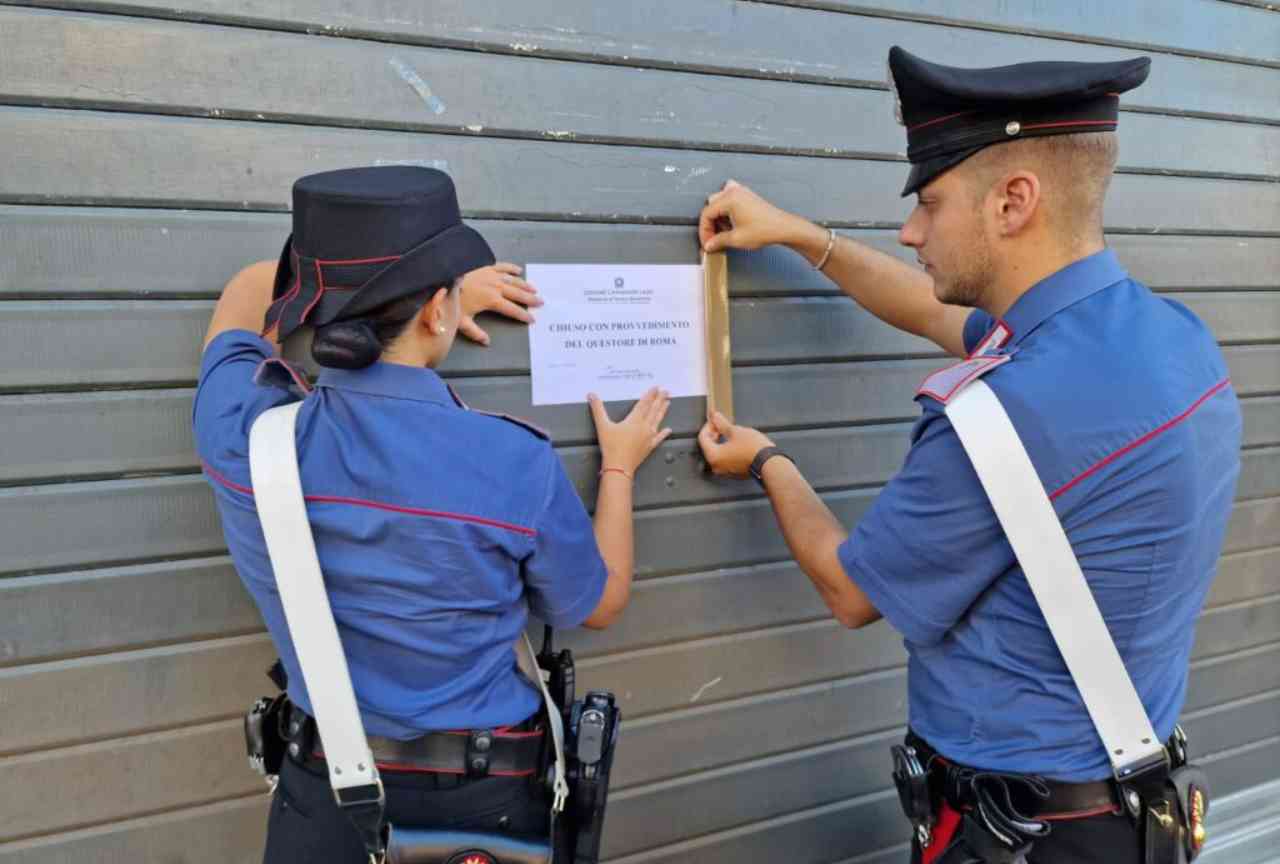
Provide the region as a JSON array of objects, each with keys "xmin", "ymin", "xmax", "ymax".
[{"xmin": 1120, "ymin": 761, "xmax": 1210, "ymax": 864}]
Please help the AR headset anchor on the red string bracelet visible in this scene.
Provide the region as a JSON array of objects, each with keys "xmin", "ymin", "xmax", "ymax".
[{"xmin": 599, "ymin": 467, "xmax": 634, "ymax": 481}]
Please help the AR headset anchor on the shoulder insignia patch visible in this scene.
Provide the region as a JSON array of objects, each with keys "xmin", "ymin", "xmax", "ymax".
[
  {"xmin": 472, "ymin": 408, "xmax": 551, "ymax": 441},
  {"xmin": 916, "ymin": 354, "xmax": 1011, "ymax": 404},
  {"xmin": 971, "ymin": 321, "xmax": 1013, "ymax": 357}
]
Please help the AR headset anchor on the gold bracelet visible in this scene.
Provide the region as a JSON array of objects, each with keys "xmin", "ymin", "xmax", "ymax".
[
  {"xmin": 599, "ymin": 466, "xmax": 634, "ymax": 482},
  {"xmin": 813, "ymin": 227, "xmax": 836, "ymax": 271}
]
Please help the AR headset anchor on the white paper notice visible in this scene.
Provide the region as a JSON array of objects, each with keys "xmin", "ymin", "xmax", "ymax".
[{"xmin": 526, "ymin": 264, "xmax": 708, "ymax": 406}]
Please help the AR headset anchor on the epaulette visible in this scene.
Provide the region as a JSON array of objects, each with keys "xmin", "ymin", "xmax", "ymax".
[
  {"xmin": 916, "ymin": 354, "xmax": 1011, "ymax": 404},
  {"xmin": 254, "ymin": 356, "xmax": 312, "ymax": 396},
  {"xmin": 447, "ymin": 384, "xmax": 549, "ymax": 440},
  {"xmin": 473, "ymin": 409, "xmax": 551, "ymax": 441}
]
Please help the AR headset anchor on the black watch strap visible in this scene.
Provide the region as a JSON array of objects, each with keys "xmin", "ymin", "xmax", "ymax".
[{"xmin": 749, "ymin": 446, "xmax": 791, "ymax": 486}]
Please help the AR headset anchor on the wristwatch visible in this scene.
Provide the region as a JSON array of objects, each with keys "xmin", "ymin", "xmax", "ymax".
[{"xmin": 748, "ymin": 446, "xmax": 792, "ymax": 486}]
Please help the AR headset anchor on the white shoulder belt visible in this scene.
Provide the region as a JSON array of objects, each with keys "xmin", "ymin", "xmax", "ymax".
[{"xmin": 945, "ymin": 380, "xmax": 1168, "ymax": 780}]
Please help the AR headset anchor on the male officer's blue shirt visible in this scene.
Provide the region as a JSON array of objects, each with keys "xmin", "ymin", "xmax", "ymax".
[
  {"xmin": 194, "ymin": 331, "xmax": 607, "ymax": 737},
  {"xmin": 838, "ymin": 249, "xmax": 1242, "ymax": 781}
]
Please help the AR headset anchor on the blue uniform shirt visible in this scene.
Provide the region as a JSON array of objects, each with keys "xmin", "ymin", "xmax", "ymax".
[
  {"xmin": 194, "ymin": 331, "xmax": 608, "ymax": 737},
  {"xmin": 838, "ymin": 249, "xmax": 1242, "ymax": 781}
]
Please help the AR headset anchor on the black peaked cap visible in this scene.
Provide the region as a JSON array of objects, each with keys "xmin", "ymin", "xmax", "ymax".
[
  {"xmin": 888, "ymin": 46, "xmax": 1151, "ymax": 196},
  {"xmin": 265, "ymin": 166, "xmax": 494, "ymax": 341}
]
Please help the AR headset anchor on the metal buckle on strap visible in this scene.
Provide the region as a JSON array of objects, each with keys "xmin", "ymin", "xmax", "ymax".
[
  {"xmin": 334, "ymin": 779, "xmax": 388, "ymax": 864},
  {"xmin": 334, "ymin": 778, "xmax": 386, "ymax": 811},
  {"xmin": 1113, "ymin": 747, "xmax": 1169, "ymax": 785}
]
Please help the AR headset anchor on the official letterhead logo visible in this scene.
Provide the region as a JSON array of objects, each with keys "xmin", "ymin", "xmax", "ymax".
[{"xmin": 614, "ymin": 277, "xmax": 625, "ymax": 288}]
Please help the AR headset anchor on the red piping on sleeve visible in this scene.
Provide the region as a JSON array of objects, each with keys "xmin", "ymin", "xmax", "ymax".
[
  {"xmin": 305, "ymin": 494, "xmax": 538, "ymax": 537},
  {"xmin": 1049, "ymin": 378, "xmax": 1231, "ymax": 501}
]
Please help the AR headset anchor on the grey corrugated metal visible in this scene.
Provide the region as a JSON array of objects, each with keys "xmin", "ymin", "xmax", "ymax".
[
  {"xmin": 5, "ymin": 108, "xmax": 1280, "ymax": 230},
  {"xmin": 1, "ymin": 2, "xmax": 1277, "ymax": 862},
  {"xmin": 1200, "ymin": 779, "xmax": 1280, "ymax": 864},
  {"xmin": 3, "ymin": 8, "xmax": 1278, "ymax": 177},
  {"xmin": 10, "ymin": 1, "xmax": 1277, "ymax": 119},
  {"xmin": 4, "ymin": 210, "xmax": 1279, "ymax": 298}
]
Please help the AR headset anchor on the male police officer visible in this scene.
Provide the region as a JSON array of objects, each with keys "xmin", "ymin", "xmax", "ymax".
[{"xmin": 696, "ymin": 47, "xmax": 1241, "ymax": 863}]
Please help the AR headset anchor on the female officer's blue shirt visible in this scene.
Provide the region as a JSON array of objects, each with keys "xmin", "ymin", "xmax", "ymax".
[
  {"xmin": 838, "ymin": 249, "xmax": 1242, "ymax": 781},
  {"xmin": 194, "ymin": 331, "xmax": 608, "ymax": 737}
]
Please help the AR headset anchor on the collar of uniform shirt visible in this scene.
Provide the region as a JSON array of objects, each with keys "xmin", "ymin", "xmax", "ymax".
[
  {"xmin": 314, "ymin": 362, "xmax": 457, "ymax": 406},
  {"xmin": 999, "ymin": 248, "xmax": 1129, "ymax": 349}
]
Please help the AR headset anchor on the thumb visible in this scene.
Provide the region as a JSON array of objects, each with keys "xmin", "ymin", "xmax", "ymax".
[
  {"xmin": 697, "ymin": 420, "xmax": 720, "ymax": 453},
  {"xmin": 457, "ymin": 316, "xmax": 490, "ymax": 346},
  {"xmin": 587, "ymin": 393, "xmax": 610, "ymax": 428},
  {"xmin": 711, "ymin": 411, "xmax": 733, "ymax": 436}
]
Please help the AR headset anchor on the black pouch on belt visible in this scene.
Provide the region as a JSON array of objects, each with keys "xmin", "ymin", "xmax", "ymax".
[
  {"xmin": 244, "ymin": 693, "xmax": 287, "ymax": 777},
  {"xmin": 244, "ymin": 661, "xmax": 289, "ymax": 778},
  {"xmin": 1135, "ymin": 764, "xmax": 1210, "ymax": 864}
]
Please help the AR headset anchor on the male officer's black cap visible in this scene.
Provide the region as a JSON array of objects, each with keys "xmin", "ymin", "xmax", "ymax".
[
  {"xmin": 264, "ymin": 166, "xmax": 494, "ymax": 341},
  {"xmin": 888, "ymin": 46, "xmax": 1151, "ymax": 197}
]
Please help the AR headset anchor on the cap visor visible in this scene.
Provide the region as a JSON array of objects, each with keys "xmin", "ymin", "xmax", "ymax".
[{"xmin": 901, "ymin": 145, "xmax": 987, "ymax": 197}]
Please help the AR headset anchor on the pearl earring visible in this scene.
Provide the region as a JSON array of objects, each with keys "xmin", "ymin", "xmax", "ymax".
[{"xmin": 437, "ymin": 325, "xmax": 447, "ymax": 334}]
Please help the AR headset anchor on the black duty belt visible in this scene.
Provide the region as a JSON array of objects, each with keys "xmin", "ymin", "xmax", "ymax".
[
  {"xmin": 907, "ymin": 730, "xmax": 1125, "ymax": 821},
  {"xmin": 287, "ymin": 704, "xmax": 545, "ymax": 778}
]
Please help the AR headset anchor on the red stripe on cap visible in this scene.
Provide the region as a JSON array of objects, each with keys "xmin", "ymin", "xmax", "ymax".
[
  {"xmin": 908, "ymin": 110, "xmax": 975, "ymax": 132},
  {"xmin": 299, "ymin": 259, "xmax": 326, "ymax": 325},
  {"xmin": 1049, "ymin": 378, "xmax": 1231, "ymax": 501},
  {"xmin": 316, "ymin": 254, "xmax": 401, "ymax": 265},
  {"xmin": 1019, "ymin": 119, "xmax": 1117, "ymax": 132}
]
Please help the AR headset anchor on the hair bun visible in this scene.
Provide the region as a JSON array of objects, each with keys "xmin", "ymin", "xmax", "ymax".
[{"xmin": 311, "ymin": 320, "xmax": 382, "ymax": 369}]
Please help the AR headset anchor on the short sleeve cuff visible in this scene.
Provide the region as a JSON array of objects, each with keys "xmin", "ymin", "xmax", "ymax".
[
  {"xmin": 838, "ymin": 535, "xmax": 947, "ymax": 647},
  {"xmin": 533, "ymin": 563, "xmax": 607, "ymax": 629}
]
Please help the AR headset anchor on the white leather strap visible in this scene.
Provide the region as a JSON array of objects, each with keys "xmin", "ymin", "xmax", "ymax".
[
  {"xmin": 517, "ymin": 634, "xmax": 568, "ymax": 814},
  {"xmin": 945, "ymin": 381, "xmax": 1167, "ymax": 779},
  {"xmin": 249, "ymin": 402, "xmax": 380, "ymax": 794}
]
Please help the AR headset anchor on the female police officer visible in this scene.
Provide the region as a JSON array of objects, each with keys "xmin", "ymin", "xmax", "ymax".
[{"xmin": 193, "ymin": 166, "xmax": 670, "ymax": 862}]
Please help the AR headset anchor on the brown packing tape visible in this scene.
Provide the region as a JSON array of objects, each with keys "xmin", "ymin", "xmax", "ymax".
[{"xmin": 701, "ymin": 250, "xmax": 733, "ymax": 423}]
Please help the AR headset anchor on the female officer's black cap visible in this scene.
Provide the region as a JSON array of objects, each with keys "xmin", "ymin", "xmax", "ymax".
[
  {"xmin": 888, "ymin": 46, "xmax": 1151, "ymax": 197},
  {"xmin": 264, "ymin": 166, "xmax": 494, "ymax": 341}
]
